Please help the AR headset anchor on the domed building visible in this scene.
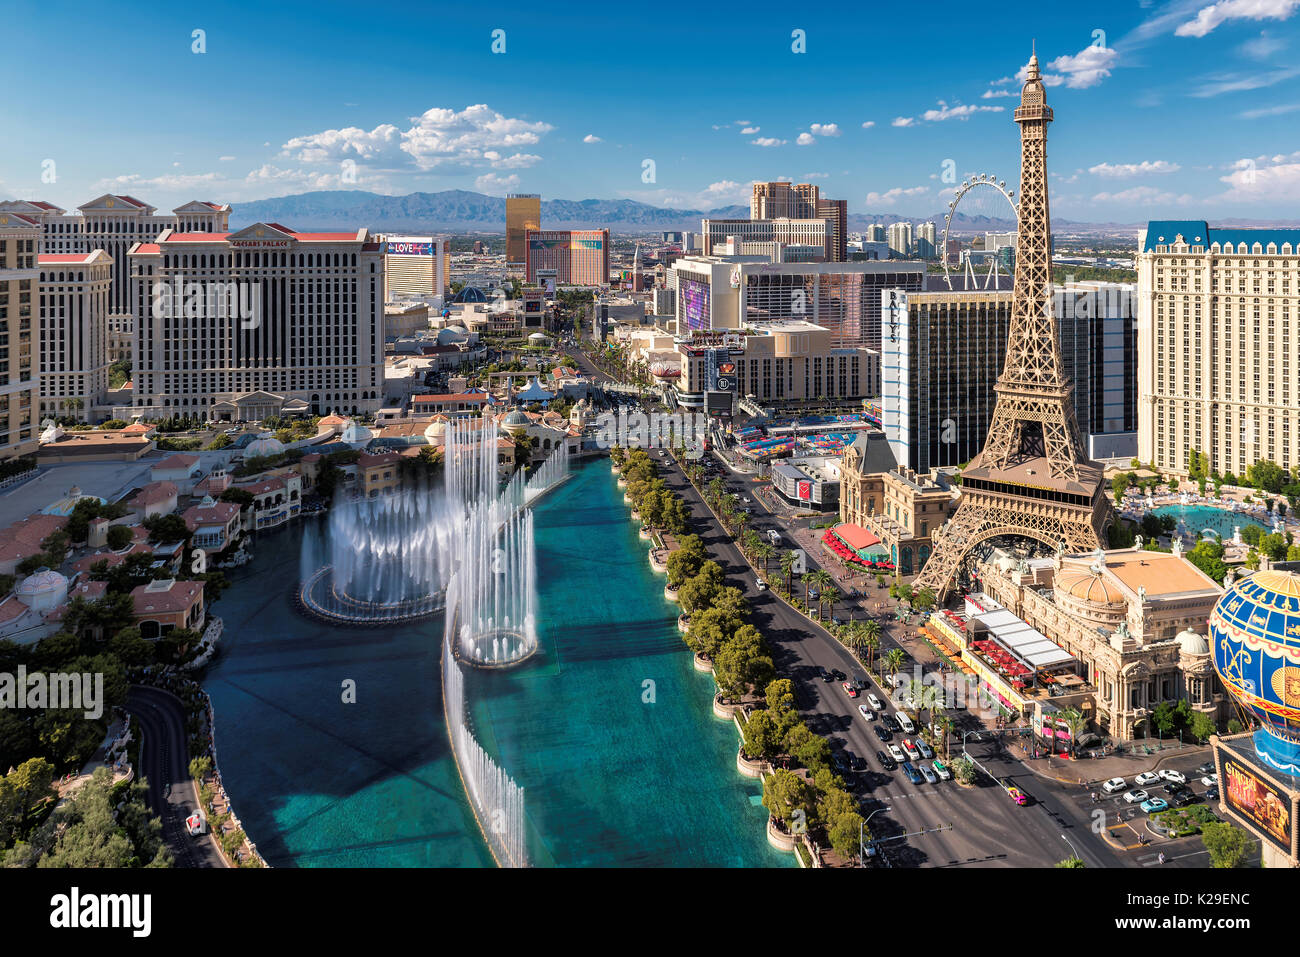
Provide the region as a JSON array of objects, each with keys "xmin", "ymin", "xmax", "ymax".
[
  {"xmin": 243, "ymin": 433, "xmax": 286, "ymax": 459},
  {"xmin": 423, "ymin": 414, "xmax": 449, "ymax": 442},
  {"xmin": 437, "ymin": 326, "xmax": 468, "ymax": 346},
  {"xmin": 341, "ymin": 421, "xmax": 374, "ymax": 448},
  {"xmin": 974, "ymin": 544, "xmax": 1229, "ymax": 741},
  {"xmin": 16, "ymin": 567, "xmax": 69, "ymax": 613},
  {"xmin": 501, "ymin": 409, "xmax": 530, "ymax": 436}
]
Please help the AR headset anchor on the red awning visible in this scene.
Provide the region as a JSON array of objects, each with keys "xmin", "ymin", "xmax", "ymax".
[{"xmin": 832, "ymin": 523, "xmax": 881, "ymax": 551}]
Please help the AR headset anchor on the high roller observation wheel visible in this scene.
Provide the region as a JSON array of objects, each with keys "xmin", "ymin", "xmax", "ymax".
[{"xmin": 942, "ymin": 174, "xmax": 1018, "ymax": 290}]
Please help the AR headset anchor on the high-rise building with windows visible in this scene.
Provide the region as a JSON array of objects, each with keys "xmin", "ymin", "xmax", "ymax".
[
  {"xmin": 886, "ymin": 222, "xmax": 914, "ymax": 259},
  {"xmin": 38, "ymin": 251, "xmax": 112, "ymax": 422},
  {"xmin": 1137, "ymin": 220, "xmax": 1300, "ymax": 478},
  {"xmin": 506, "ymin": 193, "xmax": 541, "ymax": 265},
  {"xmin": 127, "ymin": 222, "xmax": 385, "ymax": 420},
  {"xmin": 0, "ymin": 212, "xmax": 40, "ymax": 458},
  {"xmin": 524, "ymin": 229, "xmax": 608, "ymax": 286},
  {"xmin": 701, "ymin": 218, "xmax": 830, "ymax": 260},
  {"xmin": 915, "ymin": 221, "xmax": 937, "ymax": 259},
  {"xmin": 0, "ymin": 195, "xmax": 229, "ymax": 362},
  {"xmin": 751, "ymin": 182, "xmax": 821, "ymax": 219},
  {"xmin": 381, "ymin": 236, "xmax": 447, "ymax": 300},
  {"xmin": 867, "ymin": 223, "xmax": 887, "ymax": 243},
  {"xmin": 882, "ymin": 282, "xmax": 1137, "ymax": 474},
  {"xmin": 817, "ymin": 199, "xmax": 848, "ymax": 263}
]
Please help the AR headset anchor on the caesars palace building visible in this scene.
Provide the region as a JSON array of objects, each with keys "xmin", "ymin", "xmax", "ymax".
[{"xmin": 127, "ymin": 222, "xmax": 386, "ymax": 421}]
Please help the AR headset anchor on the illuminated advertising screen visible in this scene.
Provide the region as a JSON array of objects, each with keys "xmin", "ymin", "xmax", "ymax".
[
  {"xmin": 705, "ymin": 391, "xmax": 733, "ymax": 416},
  {"xmin": 681, "ymin": 279, "xmax": 711, "ymax": 333},
  {"xmin": 1223, "ymin": 757, "xmax": 1292, "ymax": 852},
  {"xmin": 709, "ymin": 351, "xmax": 737, "ymax": 392},
  {"xmin": 387, "ymin": 241, "xmax": 433, "ymax": 256}
]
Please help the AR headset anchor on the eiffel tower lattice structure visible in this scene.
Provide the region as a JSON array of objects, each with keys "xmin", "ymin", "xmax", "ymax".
[{"xmin": 914, "ymin": 50, "xmax": 1114, "ymax": 601}]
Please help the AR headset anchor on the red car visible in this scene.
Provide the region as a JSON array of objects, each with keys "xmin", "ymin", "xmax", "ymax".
[{"xmin": 842, "ymin": 681, "xmax": 858, "ymax": 698}]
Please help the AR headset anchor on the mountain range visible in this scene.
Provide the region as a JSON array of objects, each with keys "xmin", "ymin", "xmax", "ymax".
[{"xmin": 229, "ymin": 189, "xmax": 1300, "ymax": 237}]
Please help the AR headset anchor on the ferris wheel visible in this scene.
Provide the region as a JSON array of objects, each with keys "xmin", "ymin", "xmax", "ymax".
[{"xmin": 942, "ymin": 173, "xmax": 1018, "ymax": 290}]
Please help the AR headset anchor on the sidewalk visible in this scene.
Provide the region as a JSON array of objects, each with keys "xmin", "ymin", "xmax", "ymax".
[{"xmin": 1005, "ymin": 739, "xmax": 1211, "ymax": 788}]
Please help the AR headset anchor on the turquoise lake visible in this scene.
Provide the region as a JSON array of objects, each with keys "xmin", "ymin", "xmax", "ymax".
[{"xmin": 204, "ymin": 458, "xmax": 790, "ymax": 867}]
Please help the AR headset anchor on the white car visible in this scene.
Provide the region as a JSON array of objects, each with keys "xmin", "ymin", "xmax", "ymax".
[
  {"xmin": 857, "ymin": 705, "xmax": 875, "ymax": 721},
  {"xmin": 1102, "ymin": 777, "xmax": 1127, "ymax": 794},
  {"xmin": 1123, "ymin": 789, "xmax": 1149, "ymax": 804},
  {"xmin": 888, "ymin": 744, "xmax": 906, "ymax": 763},
  {"xmin": 1134, "ymin": 771, "xmax": 1160, "ymax": 786},
  {"xmin": 755, "ymin": 579, "xmax": 767, "ymax": 591},
  {"xmin": 1200, "ymin": 774, "xmax": 1218, "ymax": 787},
  {"xmin": 866, "ymin": 693, "xmax": 883, "ymax": 711},
  {"xmin": 1158, "ymin": 769, "xmax": 1187, "ymax": 785}
]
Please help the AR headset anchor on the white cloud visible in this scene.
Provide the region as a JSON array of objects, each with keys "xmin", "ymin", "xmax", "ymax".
[
  {"xmin": 243, "ymin": 164, "xmax": 373, "ymax": 192},
  {"xmin": 1019, "ymin": 44, "xmax": 1119, "ymax": 89},
  {"xmin": 1091, "ymin": 185, "xmax": 1194, "ymax": 206},
  {"xmin": 618, "ymin": 180, "xmax": 750, "ymax": 209},
  {"xmin": 1190, "ymin": 66, "xmax": 1300, "ymax": 96},
  {"xmin": 482, "ymin": 151, "xmax": 541, "ymax": 168},
  {"xmin": 921, "ymin": 101, "xmax": 1005, "ymax": 121},
  {"xmin": 582, "ymin": 134, "xmax": 602, "ymax": 143},
  {"xmin": 864, "ymin": 185, "xmax": 928, "ymax": 207},
  {"xmin": 1176, "ymin": 0, "xmax": 1300, "ymax": 38},
  {"xmin": 891, "ymin": 116, "xmax": 915, "ymax": 127},
  {"xmin": 803, "ymin": 172, "xmax": 829, "ymax": 179},
  {"xmin": 796, "ymin": 132, "xmax": 816, "ymax": 146},
  {"xmin": 218, "ymin": 155, "xmax": 236, "ymax": 162},
  {"xmin": 1217, "ymin": 153, "xmax": 1300, "ymax": 202},
  {"xmin": 861, "ymin": 121, "xmax": 875, "ymax": 129},
  {"xmin": 809, "ymin": 123, "xmax": 841, "ymax": 137},
  {"xmin": 1241, "ymin": 101, "xmax": 1300, "ymax": 118},
  {"xmin": 97, "ymin": 171, "xmax": 224, "ymax": 191},
  {"xmin": 740, "ymin": 126, "xmax": 760, "ymax": 134},
  {"xmin": 751, "ymin": 137, "xmax": 787, "ymax": 147},
  {"xmin": 1239, "ymin": 30, "xmax": 1287, "ymax": 56},
  {"xmin": 981, "ymin": 88, "xmax": 1016, "ymax": 98},
  {"xmin": 1088, "ymin": 160, "xmax": 1181, "ymax": 177},
  {"xmin": 474, "ymin": 172, "xmax": 521, "ymax": 195},
  {"xmin": 281, "ymin": 104, "xmax": 553, "ymax": 173}
]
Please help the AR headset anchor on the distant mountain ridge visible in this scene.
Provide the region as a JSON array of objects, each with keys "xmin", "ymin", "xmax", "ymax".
[{"xmin": 228, "ymin": 189, "xmax": 1300, "ymax": 236}]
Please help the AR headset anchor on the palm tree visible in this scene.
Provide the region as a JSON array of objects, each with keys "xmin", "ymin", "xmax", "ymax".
[
  {"xmin": 821, "ymin": 586, "xmax": 840, "ymax": 623},
  {"xmin": 811, "ymin": 570, "xmax": 835, "ymax": 619},
  {"xmin": 1058, "ymin": 706, "xmax": 1088, "ymax": 758},
  {"xmin": 862, "ymin": 624, "xmax": 881, "ymax": 671},
  {"xmin": 754, "ymin": 542, "xmax": 774, "ymax": 574},
  {"xmin": 883, "ymin": 648, "xmax": 906, "ymax": 685},
  {"xmin": 841, "ymin": 621, "xmax": 868, "ymax": 654},
  {"xmin": 936, "ymin": 714, "xmax": 956, "ymax": 759},
  {"xmin": 913, "ymin": 682, "xmax": 942, "ymax": 731},
  {"xmin": 780, "ymin": 551, "xmax": 798, "ymax": 594}
]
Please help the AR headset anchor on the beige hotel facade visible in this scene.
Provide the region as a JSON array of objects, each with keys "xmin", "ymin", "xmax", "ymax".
[{"xmin": 1137, "ymin": 221, "xmax": 1300, "ymax": 478}]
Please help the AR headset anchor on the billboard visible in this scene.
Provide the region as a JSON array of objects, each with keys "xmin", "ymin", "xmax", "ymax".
[
  {"xmin": 680, "ymin": 279, "xmax": 711, "ymax": 333},
  {"xmin": 797, "ymin": 480, "xmax": 812, "ymax": 501},
  {"xmin": 387, "ymin": 240, "xmax": 433, "ymax": 256},
  {"xmin": 706, "ymin": 391, "xmax": 733, "ymax": 416},
  {"xmin": 1223, "ymin": 757, "xmax": 1293, "ymax": 853}
]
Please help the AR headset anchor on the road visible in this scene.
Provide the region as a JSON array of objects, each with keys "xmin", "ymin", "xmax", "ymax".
[
  {"xmin": 579, "ymin": 350, "xmax": 1221, "ymax": 868},
  {"xmin": 128, "ymin": 685, "xmax": 227, "ymax": 869}
]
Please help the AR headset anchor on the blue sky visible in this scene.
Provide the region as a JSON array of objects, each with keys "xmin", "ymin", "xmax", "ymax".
[{"xmin": 6, "ymin": 0, "xmax": 1300, "ymax": 222}]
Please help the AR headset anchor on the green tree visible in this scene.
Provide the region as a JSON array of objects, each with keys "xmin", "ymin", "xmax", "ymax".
[
  {"xmin": 1186, "ymin": 538, "xmax": 1228, "ymax": 584},
  {"xmin": 142, "ymin": 513, "xmax": 191, "ymax": 544},
  {"xmin": 1188, "ymin": 711, "xmax": 1217, "ymax": 743},
  {"xmin": 1201, "ymin": 821, "xmax": 1254, "ymax": 868},
  {"xmin": 762, "ymin": 768, "xmax": 817, "ymax": 830},
  {"xmin": 741, "ymin": 710, "xmax": 782, "ymax": 760},
  {"xmin": 1247, "ymin": 459, "xmax": 1286, "ymax": 493},
  {"xmin": 1055, "ymin": 856, "xmax": 1086, "ymax": 868},
  {"xmin": 105, "ymin": 524, "xmax": 133, "ymax": 550}
]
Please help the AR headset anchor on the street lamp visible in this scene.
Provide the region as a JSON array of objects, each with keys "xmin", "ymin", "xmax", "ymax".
[
  {"xmin": 1060, "ymin": 832, "xmax": 1082, "ymax": 865},
  {"xmin": 859, "ymin": 805, "xmax": 892, "ymax": 867}
]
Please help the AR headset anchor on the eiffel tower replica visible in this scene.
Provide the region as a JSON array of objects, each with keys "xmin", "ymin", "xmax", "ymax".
[{"xmin": 914, "ymin": 49, "xmax": 1114, "ymax": 601}]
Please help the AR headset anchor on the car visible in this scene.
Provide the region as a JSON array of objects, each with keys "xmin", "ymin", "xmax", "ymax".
[
  {"xmin": 819, "ymin": 668, "xmax": 835, "ymax": 683},
  {"xmin": 1123, "ymin": 789, "xmax": 1149, "ymax": 804},
  {"xmin": 851, "ymin": 753, "xmax": 867, "ymax": 772},
  {"xmin": 1158, "ymin": 769, "xmax": 1187, "ymax": 785},
  {"xmin": 1170, "ymin": 791, "xmax": 1197, "ymax": 807},
  {"xmin": 882, "ymin": 714, "xmax": 902, "ymax": 733},
  {"xmin": 895, "ymin": 713, "xmax": 916, "ymax": 735},
  {"xmin": 842, "ymin": 681, "xmax": 858, "ymax": 698},
  {"xmin": 832, "ymin": 752, "xmax": 851, "ymax": 775},
  {"xmin": 866, "ymin": 693, "xmax": 883, "ymax": 710},
  {"xmin": 901, "ymin": 761, "xmax": 924, "ymax": 785},
  {"xmin": 920, "ymin": 764, "xmax": 938, "ymax": 784},
  {"xmin": 932, "ymin": 760, "xmax": 951, "ymax": 781},
  {"xmin": 1102, "ymin": 777, "xmax": 1128, "ymax": 794},
  {"xmin": 1206, "ymin": 786, "xmax": 1219, "ymax": 801},
  {"xmin": 916, "ymin": 739, "xmax": 935, "ymax": 760},
  {"xmin": 901, "ymin": 739, "xmax": 921, "ymax": 760},
  {"xmin": 756, "ymin": 579, "xmax": 767, "ymax": 591},
  {"xmin": 1141, "ymin": 798, "xmax": 1169, "ymax": 814},
  {"xmin": 857, "ymin": 704, "xmax": 875, "ymax": 721},
  {"xmin": 877, "ymin": 749, "xmax": 897, "ymax": 771},
  {"xmin": 1201, "ymin": 774, "xmax": 1218, "ymax": 787},
  {"xmin": 1134, "ymin": 771, "xmax": 1160, "ymax": 786},
  {"xmin": 872, "ymin": 724, "xmax": 892, "ymax": 742},
  {"xmin": 1196, "ymin": 762, "xmax": 1215, "ymax": 776},
  {"xmin": 889, "ymin": 744, "xmax": 906, "ymax": 763},
  {"xmin": 831, "ymin": 669, "xmax": 847, "ymax": 682},
  {"xmin": 1006, "ymin": 785, "xmax": 1028, "ymax": 806},
  {"xmin": 808, "ymin": 589, "xmax": 820, "ymax": 601},
  {"xmin": 1163, "ymin": 782, "xmax": 1191, "ymax": 797}
]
